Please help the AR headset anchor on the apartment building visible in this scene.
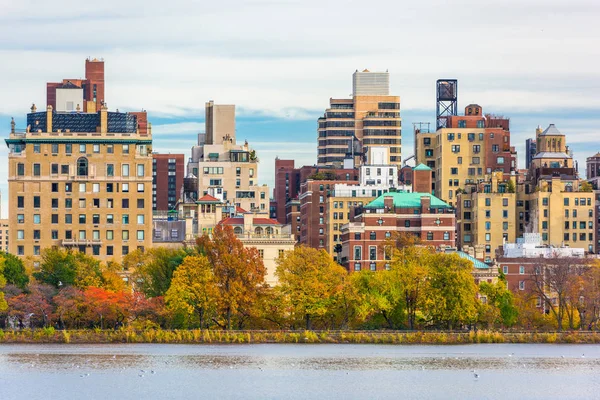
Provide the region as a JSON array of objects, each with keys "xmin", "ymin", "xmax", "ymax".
[
  {"xmin": 47, "ymin": 58, "xmax": 105, "ymax": 113},
  {"xmin": 317, "ymin": 70, "xmax": 401, "ymax": 168},
  {"xmin": 456, "ymin": 172, "xmax": 518, "ymax": 262},
  {"xmin": 415, "ymin": 104, "xmax": 516, "ymax": 207},
  {"xmin": 340, "ymin": 191, "xmax": 455, "ymax": 272},
  {"xmin": 187, "ymin": 101, "xmax": 269, "ymax": 212},
  {"xmin": 7, "ymin": 104, "xmax": 153, "ymax": 261},
  {"xmin": 0, "ymin": 219, "xmax": 8, "ymax": 252},
  {"xmin": 152, "ymin": 154, "xmax": 184, "ymax": 211},
  {"xmin": 586, "ymin": 153, "xmax": 600, "ymax": 254}
]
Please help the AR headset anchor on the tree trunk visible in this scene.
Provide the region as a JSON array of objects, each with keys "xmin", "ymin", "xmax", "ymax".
[
  {"xmin": 226, "ymin": 307, "xmax": 232, "ymax": 330},
  {"xmin": 199, "ymin": 307, "xmax": 205, "ymax": 329},
  {"xmin": 305, "ymin": 314, "xmax": 311, "ymax": 330}
]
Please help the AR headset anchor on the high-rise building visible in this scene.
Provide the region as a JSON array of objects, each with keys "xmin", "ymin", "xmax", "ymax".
[
  {"xmin": 415, "ymin": 103, "xmax": 516, "ymax": 207},
  {"xmin": 152, "ymin": 154, "xmax": 184, "ymax": 211},
  {"xmin": 525, "ymin": 137, "xmax": 537, "ymax": 169},
  {"xmin": 273, "ymin": 158, "xmax": 300, "ymax": 224},
  {"xmin": 186, "ymin": 101, "xmax": 269, "ymax": 213},
  {"xmin": 317, "ymin": 70, "xmax": 401, "ymax": 168},
  {"xmin": 0, "ymin": 219, "xmax": 9, "ymax": 253},
  {"xmin": 7, "ymin": 102, "xmax": 153, "ymax": 261},
  {"xmin": 47, "ymin": 58, "xmax": 105, "ymax": 113}
]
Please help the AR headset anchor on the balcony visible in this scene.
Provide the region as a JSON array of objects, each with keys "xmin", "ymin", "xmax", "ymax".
[{"xmin": 61, "ymin": 239, "xmax": 103, "ymax": 246}]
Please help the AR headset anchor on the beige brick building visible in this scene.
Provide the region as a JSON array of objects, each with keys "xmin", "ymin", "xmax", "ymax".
[
  {"xmin": 7, "ymin": 104, "xmax": 153, "ymax": 261},
  {"xmin": 0, "ymin": 219, "xmax": 9, "ymax": 253}
]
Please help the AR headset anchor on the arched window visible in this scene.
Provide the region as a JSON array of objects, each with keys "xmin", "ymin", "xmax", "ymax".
[
  {"xmin": 265, "ymin": 227, "xmax": 273, "ymax": 235},
  {"xmin": 233, "ymin": 227, "xmax": 242, "ymax": 235},
  {"xmin": 255, "ymin": 227, "xmax": 263, "ymax": 235},
  {"xmin": 77, "ymin": 157, "xmax": 88, "ymax": 176}
]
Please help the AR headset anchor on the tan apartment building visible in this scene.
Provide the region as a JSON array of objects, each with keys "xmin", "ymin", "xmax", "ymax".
[
  {"xmin": 415, "ymin": 104, "xmax": 515, "ymax": 207},
  {"xmin": 456, "ymin": 172, "xmax": 518, "ymax": 262},
  {"xmin": 0, "ymin": 219, "xmax": 8, "ymax": 253},
  {"xmin": 7, "ymin": 104, "xmax": 153, "ymax": 261},
  {"xmin": 187, "ymin": 101, "xmax": 269, "ymax": 213},
  {"xmin": 318, "ymin": 70, "xmax": 401, "ymax": 168}
]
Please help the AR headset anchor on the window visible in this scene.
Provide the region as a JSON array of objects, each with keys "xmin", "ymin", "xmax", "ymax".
[
  {"xmin": 451, "ymin": 168, "xmax": 458, "ymax": 175},
  {"xmin": 122, "ymin": 199, "xmax": 129, "ymax": 208},
  {"xmin": 77, "ymin": 157, "xmax": 88, "ymax": 176},
  {"xmin": 472, "ymin": 157, "xmax": 480, "ymax": 165},
  {"xmin": 485, "ymin": 233, "xmax": 491, "ymax": 241},
  {"xmin": 78, "ymin": 183, "xmax": 86, "ymax": 193},
  {"xmin": 17, "ymin": 230, "xmax": 24, "ymax": 240},
  {"xmin": 137, "ymin": 230, "xmax": 145, "ymax": 240},
  {"xmin": 51, "ymin": 230, "xmax": 58, "ymax": 240},
  {"xmin": 497, "ymin": 156, "xmax": 505, "ymax": 164},
  {"xmin": 78, "ymin": 214, "xmax": 86, "ymax": 224},
  {"xmin": 65, "ymin": 214, "xmax": 72, "ymax": 224},
  {"xmin": 369, "ymin": 246, "xmax": 377, "ymax": 261},
  {"xmin": 93, "ymin": 144, "xmax": 100, "ymax": 153},
  {"xmin": 122, "ymin": 183, "xmax": 129, "ymax": 193},
  {"xmin": 452, "ymin": 145, "xmax": 460, "ymax": 153},
  {"xmin": 137, "ymin": 164, "xmax": 145, "ymax": 177},
  {"xmin": 51, "ymin": 163, "xmax": 59, "ymax": 175},
  {"xmin": 122, "ymin": 214, "xmax": 129, "ymax": 224},
  {"xmin": 122, "ymin": 164, "xmax": 130, "ymax": 177},
  {"xmin": 503, "ymin": 266, "xmax": 508, "ymax": 274},
  {"xmin": 370, "ymin": 231, "xmax": 376, "ymax": 240},
  {"xmin": 33, "ymin": 163, "xmax": 41, "ymax": 176},
  {"xmin": 519, "ymin": 281, "xmax": 525, "ymax": 290},
  {"xmin": 51, "ymin": 214, "xmax": 58, "ymax": 224},
  {"xmin": 473, "ymin": 145, "xmax": 481, "ymax": 153},
  {"xmin": 65, "ymin": 143, "xmax": 72, "ymax": 154},
  {"xmin": 17, "ymin": 214, "xmax": 24, "ymax": 223},
  {"xmin": 137, "ymin": 183, "xmax": 144, "ymax": 192},
  {"xmin": 17, "ymin": 163, "xmax": 25, "ymax": 176},
  {"xmin": 443, "ymin": 231, "xmax": 450, "ymax": 240},
  {"xmin": 33, "ymin": 214, "xmax": 41, "ymax": 224},
  {"xmin": 137, "ymin": 214, "xmax": 145, "ymax": 224},
  {"xmin": 354, "ymin": 246, "xmax": 362, "ymax": 260},
  {"xmin": 457, "ymin": 156, "xmax": 462, "ymax": 165},
  {"xmin": 34, "ymin": 144, "xmax": 41, "ymax": 153},
  {"xmin": 122, "ymin": 230, "xmax": 129, "ymax": 240},
  {"xmin": 79, "ymin": 144, "xmax": 86, "ymax": 153},
  {"xmin": 33, "ymin": 196, "xmax": 41, "ymax": 208},
  {"xmin": 405, "ymin": 220, "xmax": 411, "ymax": 228},
  {"xmin": 137, "ymin": 199, "xmax": 145, "ymax": 209}
]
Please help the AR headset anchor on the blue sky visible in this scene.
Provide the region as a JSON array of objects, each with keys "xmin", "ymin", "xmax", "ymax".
[{"xmin": 1, "ymin": 0, "xmax": 600, "ymax": 217}]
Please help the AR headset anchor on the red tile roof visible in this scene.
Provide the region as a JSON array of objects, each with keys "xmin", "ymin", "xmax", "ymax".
[
  {"xmin": 236, "ymin": 206, "xmax": 247, "ymax": 213},
  {"xmin": 197, "ymin": 194, "xmax": 221, "ymax": 203}
]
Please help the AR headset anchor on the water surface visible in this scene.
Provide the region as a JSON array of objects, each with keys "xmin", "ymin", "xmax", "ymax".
[{"xmin": 1, "ymin": 343, "xmax": 599, "ymax": 399}]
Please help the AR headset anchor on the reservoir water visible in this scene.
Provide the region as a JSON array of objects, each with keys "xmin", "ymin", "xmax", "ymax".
[{"xmin": 1, "ymin": 343, "xmax": 599, "ymax": 399}]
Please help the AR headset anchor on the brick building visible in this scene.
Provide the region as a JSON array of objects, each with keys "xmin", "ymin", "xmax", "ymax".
[
  {"xmin": 47, "ymin": 58, "xmax": 105, "ymax": 113},
  {"xmin": 152, "ymin": 154, "xmax": 184, "ymax": 211},
  {"xmin": 340, "ymin": 191, "xmax": 455, "ymax": 272}
]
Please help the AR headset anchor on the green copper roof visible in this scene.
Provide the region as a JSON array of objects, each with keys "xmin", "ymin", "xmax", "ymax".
[
  {"xmin": 413, "ymin": 163, "xmax": 432, "ymax": 171},
  {"xmin": 365, "ymin": 192, "xmax": 451, "ymax": 209},
  {"xmin": 455, "ymin": 251, "xmax": 490, "ymax": 270}
]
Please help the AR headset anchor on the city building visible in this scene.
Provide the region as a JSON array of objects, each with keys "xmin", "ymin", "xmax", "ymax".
[
  {"xmin": 273, "ymin": 158, "xmax": 300, "ymax": 224},
  {"xmin": 46, "ymin": 58, "xmax": 105, "ymax": 113},
  {"xmin": 525, "ymin": 137, "xmax": 537, "ymax": 169},
  {"xmin": 317, "ymin": 70, "xmax": 401, "ymax": 168},
  {"xmin": 522, "ymin": 124, "xmax": 594, "ymax": 253},
  {"xmin": 7, "ymin": 102, "xmax": 153, "ymax": 261},
  {"xmin": 219, "ymin": 213, "xmax": 296, "ymax": 286},
  {"xmin": 456, "ymin": 172, "xmax": 518, "ymax": 262},
  {"xmin": 187, "ymin": 101, "xmax": 269, "ymax": 212},
  {"xmin": 152, "ymin": 154, "xmax": 184, "ymax": 211},
  {"xmin": 415, "ymin": 103, "xmax": 516, "ymax": 207},
  {"xmin": 586, "ymin": 152, "xmax": 600, "ymax": 189},
  {"xmin": 0, "ymin": 219, "xmax": 8, "ymax": 253},
  {"xmin": 339, "ymin": 191, "xmax": 455, "ymax": 272}
]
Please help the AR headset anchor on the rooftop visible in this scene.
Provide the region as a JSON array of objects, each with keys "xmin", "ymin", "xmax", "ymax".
[
  {"xmin": 541, "ymin": 123, "xmax": 563, "ymax": 136},
  {"xmin": 413, "ymin": 163, "xmax": 432, "ymax": 171},
  {"xmin": 365, "ymin": 192, "xmax": 451, "ymax": 209}
]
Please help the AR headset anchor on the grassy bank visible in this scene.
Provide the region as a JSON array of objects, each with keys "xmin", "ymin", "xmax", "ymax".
[{"xmin": 2, "ymin": 328, "xmax": 600, "ymax": 345}]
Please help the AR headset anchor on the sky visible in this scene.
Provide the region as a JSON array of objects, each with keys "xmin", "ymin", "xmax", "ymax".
[{"xmin": 0, "ymin": 0, "xmax": 599, "ymax": 217}]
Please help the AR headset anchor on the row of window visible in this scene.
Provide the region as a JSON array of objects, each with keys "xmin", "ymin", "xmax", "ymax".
[
  {"xmin": 16, "ymin": 245, "xmax": 138, "ymax": 257},
  {"xmin": 30, "ymin": 143, "xmax": 142, "ymax": 155},
  {"xmin": 17, "ymin": 196, "xmax": 147, "ymax": 210},
  {"xmin": 17, "ymin": 229, "xmax": 147, "ymax": 241},
  {"xmin": 17, "ymin": 160, "xmax": 146, "ymax": 178},
  {"xmin": 564, "ymin": 209, "xmax": 594, "ymax": 218},
  {"xmin": 16, "ymin": 213, "xmax": 146, "ymax": 225}
]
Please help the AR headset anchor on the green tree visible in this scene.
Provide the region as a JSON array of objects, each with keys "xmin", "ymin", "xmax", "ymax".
[
  {"xmin": 276, "ymin": 246, "xmax": 347, "ymax": 330},
  {"xmin": 165, "ymin": 255, "xmax": 217, "ymax": 328},
  {"xmin": 479, "ymin": 278, "xmax": 519, "ymax": 328},
  {"xmin": 0, "ymin": 257, "xmax": 7, "ymax": 312},
  {"xmin": 425, "ymin": 253, "xmax": 479, "ymax": 329},
  {"xmin": 33, "ymin": 248, "xmax": 103, "ymax": 289},
  {"xmin": 0, "ymin": 251, "xmax": 29, "ymax": 289},
  {"xmin": 130, "ymin": 248, "xmax": 189, "ymax": 298},
  {"xmin": 351, "ymin": 270, "xmax": 403, "ymax": 329},
  {"xmin": 196, "ymin": 225, "xmax": 266, "ymax": 330}
]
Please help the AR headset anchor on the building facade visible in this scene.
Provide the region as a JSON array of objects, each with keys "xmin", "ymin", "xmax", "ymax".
[
  {"xmin": 0, "ymin": 219, "xmax": 8, "ymax": 253},
  {"xmin": 47, "ymin": 58, "xmax": 105, "ymax": 113},
  {"xmin": 340, "ymin": 191, "xmax": 455, "ymax": 272},
  {"xmin": 7, "ymin": 104, "xmax": 153, "ymax": 261},
  {"xmin": 152, "ymin": 154, "xmax": 184, "ymax": 211},
  {"xmin": 317, "ymin": 70, "xmax": 401, "ymax": 168}
]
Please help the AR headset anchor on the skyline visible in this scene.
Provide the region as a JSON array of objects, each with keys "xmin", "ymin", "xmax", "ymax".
[{"xmin": 1, "ymin": 0, "xmax": 599, "ymax": 216}]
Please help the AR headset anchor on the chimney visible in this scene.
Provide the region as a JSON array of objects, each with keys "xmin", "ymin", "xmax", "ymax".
[
  {"xmin": 420, "ymin": 195, "xmax": 431, "ymax": 214},
  {"xmin": 384, "ymin": 196, "xmax": 394, "ymax": 213}
]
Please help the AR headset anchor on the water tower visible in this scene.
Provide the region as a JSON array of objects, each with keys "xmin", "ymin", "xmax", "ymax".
[{"xmin": 436, "ymin": 79, "xmax": 458, "ymax": 130}]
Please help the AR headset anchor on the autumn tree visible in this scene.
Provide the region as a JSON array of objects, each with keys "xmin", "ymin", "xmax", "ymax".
[
  {"xmin": 424, "ymin": 253, "xmax": 479, "ymax": 329},
  {"xmin": 276, "ymin": 246, "xmax": 347, "ymax": 330},
  {"xmin": 196, "ymin": 225, "xmax": 266, "ymax": 330},
  {"xmin": 351, "ymin": 270, "xmax": 403, "ymax": 329},
  {"xmin": 0, "ymin": 251, "xmax": 29, "ymax": 289},
  {"xmin": 130, "ymin": 248, "xmax": 189, "ymax": 298},
  {"xmin": 33, "ymin": 248, "xmax": 103, "ymax": 289},
  {"xmin": 0, "ymin": 257, "xmax": 7, "ymax": 312},
  {"xmin": 165, "ymin": 255, "xmax": 217, "ymax": 328},
  {"xmin": 54, "ymin": 286, "xmax": 85, "ymax": 329},
  {"xmin": 479, "ymin": 278, "xmax": 519, "ymax": 328},
  {"xmin": 6, "ymin": 283, "xmax": 56, "ymax": 328}
]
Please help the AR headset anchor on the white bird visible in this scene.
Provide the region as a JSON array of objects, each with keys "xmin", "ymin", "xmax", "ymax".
[
  {"xmin": 474, "ymin": 373, "xmax": 479, "ymax": 379},
  {"xmin": 582, "ymin": 354, "xmax": 585, "ymax": 358},
  {"xmin": 58, "ymin": 281, "xmax": 63, "ymax": 287},
  {"xmin": 151, "ymin": 370, "xmax": 155, "ymax": 374}
]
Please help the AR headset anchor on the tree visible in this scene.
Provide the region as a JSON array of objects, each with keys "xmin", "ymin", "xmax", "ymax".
[
  {"xmin": 6, "ymin": 283, "xmax": 55, "ymax": 328},
  {"xmin": 0, "ymin": 251, "xmax": 29, "ymax": 289},
  {"xmin": 351, "ymin": 270, "xmax": 403, "ymax": 329},
  {"xmin": 424, "ymin": 253, "xmax": 479, "ymax": 329},
  {"xmin": 507, "ymin": 179, "xmax": 516, "ymax": 193},
  {"xmin": 33, "ymin": 248, "xmax": 103, "ymax": 289},
  {"xmin": 130, "ymin": 248, "xmax": 189, "ymax": 298},
  {"xmin": 275, "ymin": 246, "xmax": 347, "ymax": 330},
  {"xmin": 165, "ymin": 255, "xmax": 217, "ymax": 328},
  {"xmin": 530, "ymin": 256, "xmax": 591, "ymax": 331},
  {"xmin": 479, "ymin": 278, "xmax": 518, "ymax": 328},
  {"xmin": 0, "ymin": 257, "xmax": 7, "ymax": 312},
  {"xmin": 196, "ymin": 225, "xmax": 266, "ymax": 330}
]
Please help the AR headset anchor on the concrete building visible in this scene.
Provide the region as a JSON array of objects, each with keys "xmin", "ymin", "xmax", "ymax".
[
  {"xmin": 415, "ymin": 104, "xmax": 516, "ymax": 207},
  {"xmin": 317, "ymin": 70, "xmax": 401, "ymax": 168},
  {"xmin": 0, "ymin": 219, "xmax": 9, "ymax": 253},
  {"xmin": 152, "ymin": 154, "xmax": 184, "ymax": 211},
  {"xmin": 187, "ymin": 101, "xmax": 269, "ymax": 213},
  {"xmin": 456, "ymin": 172, "xmax": 518, "ymax": 262},
  {"xmin": 7, "ymin": 103, "xmax": 153, "ymax": 261},
  {"xmin": 522, "ymin": 124, "xmax": 594, "ymax": 253},
  {"xmin": 340, "ymin": 191, "xmax": 455, "ymax": 272},
  {"xmin": 47, "ymin": 58, "xmax": 105, "ymax": 113},
  {"xmin": 525, "ymin": 137, "xmax": 537, "ymax": 170},
  {"xmin": 586, "ymin": 152, "xmax": 600, "ymax": 189}
]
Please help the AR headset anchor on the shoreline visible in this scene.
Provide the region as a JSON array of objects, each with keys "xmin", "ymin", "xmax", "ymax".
[{"xmin": 2, "ymin": 329, "xmax": 600, "ymax": 345}]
